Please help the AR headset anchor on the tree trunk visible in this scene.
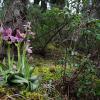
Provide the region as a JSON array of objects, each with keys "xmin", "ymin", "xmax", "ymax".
[
  {"xmin": 94, "ymin": 0, "xmax": 100, "ymax": 19},
  {"xmin": 4, "ymin": 0, "xmax": 28, "ymax": 30},
  {"xmin": 34, "ymin": 0, "xmax": 40, "ymax": 5}
]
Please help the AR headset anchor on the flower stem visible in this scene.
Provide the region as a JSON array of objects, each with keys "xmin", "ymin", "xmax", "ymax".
[
  {"xmin": 8, "ymin": 43, "xmax": 11, "ymax": 70},
  {"xmin": 16, "ymin": 43, "xmax": 21, "ymax": 72}
]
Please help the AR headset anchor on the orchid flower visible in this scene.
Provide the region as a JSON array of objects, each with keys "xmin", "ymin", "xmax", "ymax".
[
  {"xmin": 2, "ymin": 28, "xmax": 25, "ymax": 43},
  {"xmin": 23, "ymin": 22, "xmax": 32, "ymax": 34},
  {"xmin": 15, "ymin": 37, "xmax": 24, "ymax": 42},
  {"xmin": 2, "ymin": 28, "xmax": 16, "ymax": 43},
  {"xmin": 23, "ymin": 22, "xmax": 31, "ymax": 29},
  {"xmin": 15, "ymin": 29, "xmax": 24, "ymax": 42},
  {"xmin": 0, "ymin": 26, "xmax": 3, "ymax": 33},
  {"xmin": 27, "ymin": 47, "xmax": 33, "ymax": 54},
  {"xmin": 25, "ymin": 40, "xmax": 33, "ymax": 54},
  {"xmin": 20, "ymin": 33, "xmax": 26, "ymax": 38},
  {"xmin": 0, "ymin": 21, "xmax": 3, "ymax": 33},
  {"xmin": 4, "ymin": 28, "xmax": 12, "ymax": 36}
]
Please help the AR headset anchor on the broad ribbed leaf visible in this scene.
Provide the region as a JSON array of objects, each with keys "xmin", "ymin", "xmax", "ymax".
[
  {"xmin": 29, "ymin": 81, "xmax": 39, "ymax": 91},
  {"xmin": 29, "ymin": 76, "xmax": 38, "ymax": 82},
  {"xmin": 11, "ymin": 75, "xmax": 28, "ymax": 84}
]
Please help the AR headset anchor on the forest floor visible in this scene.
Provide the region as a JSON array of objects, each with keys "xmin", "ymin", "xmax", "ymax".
[{"xmin": 0, "ymin": 46, "xmax": 100, "ymax": 100}]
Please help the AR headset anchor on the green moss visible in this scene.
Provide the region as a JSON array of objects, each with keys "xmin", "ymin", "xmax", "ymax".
[
  {"xmin": 33, "ymin": 66, "xmax": 74, "ymax": 82},
  {"xmin": 0, "ymin": 86, "xmax": 44, "ymax": 100},
  {"xmin": 21, "ymin": 91, "xmax": 44, "ymax": 100},
  {"xmin": 47, "ymin": 43, "xmax": 57, "ymax": 50}
]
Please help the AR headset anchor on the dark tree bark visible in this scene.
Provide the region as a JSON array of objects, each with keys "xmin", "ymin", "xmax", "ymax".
[
  {"xmin": 4, "ymin": 0, "xmax": 28, "ymax": 30},
  {"xmin": 50, "ymin": 0, "xmax": 65, "ymax": 9},
  {"xmin": 94, "ymin": 0, "xmax": 100, "ymax": 19},
  {"xmin": 41, "ymin": 0, "xmax": 47, "ymax": 12},
  {"xmin": 20, "ymin": 0, "xmax": 28, "ymax": 20},
  {"xmin": 34, "ymin": 0, "xmax": 47, "ymax": 12},
  {"xmin": 34, "ymin": 0, "xmax": 40, "ymax": 5}
]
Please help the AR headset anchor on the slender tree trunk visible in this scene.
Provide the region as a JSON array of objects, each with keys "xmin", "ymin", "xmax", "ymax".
[
  {"xmin": 34, "ymin": 0, "xmax": 40, "ymax": 5},
  {"xmin": 41, "ymin": 0, "xmax": 47, "ymax": 12}
]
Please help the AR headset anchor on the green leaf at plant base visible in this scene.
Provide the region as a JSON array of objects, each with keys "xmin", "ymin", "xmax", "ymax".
[
  {"xmin": 11, "ymin": 75, "xmax": 29, "ymax": 84},
  {"xmin": 29, "ymin": 80, "xmax": 39, "ymax": 91},
  {"xmin": 29, "ymin": 76, "xmax": 38, "ymax": 82},
  {"xmin": 0, "ymin": 63, "xmax": 8, "ymax": 71}
]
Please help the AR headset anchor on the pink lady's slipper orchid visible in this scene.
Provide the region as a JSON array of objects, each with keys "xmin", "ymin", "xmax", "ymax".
[
  {"xmin": 2, "ymin": 28, "xmax": 24, "ymax": 43},
  {"xmin": 15, "ymin": 28, "xmax": 24, "ymax": 42},
  {"xmin": 3, "ymin": 35, "xmax": 16, "ymax": 43},
  {"xmin": 2, "ymin": 28, "xmax": 16, "ymax": 43},
  {"xmin": 16, "ymin": 37, "xmax": 24, "ymax": 42},
  {"xmin": 3, "ymin": 28, "xmax": 12, "ymax": 36}
]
